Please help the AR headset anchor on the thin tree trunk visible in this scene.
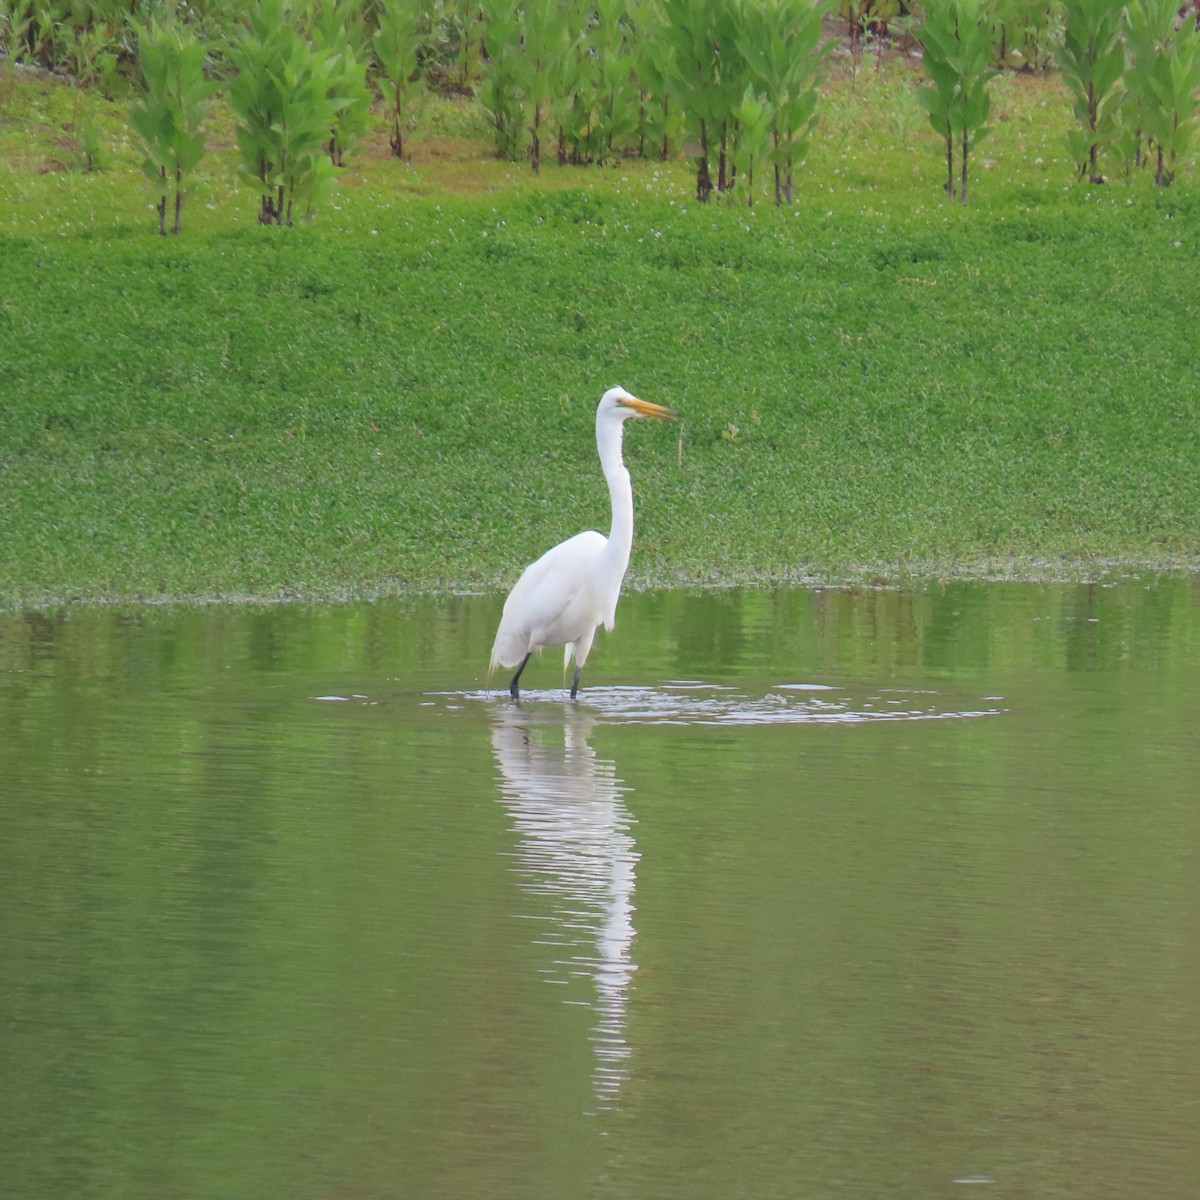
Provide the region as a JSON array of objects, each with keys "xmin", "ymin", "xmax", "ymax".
[
  {"xmin": 391, "ymin": 85, "xmax": 404, "ymax": 158},
  {"xmin": 696, "ymin": 118, "xmax": 712, "ymax": 202},
  {"xmin": 960, "ymin": 127, "xmax": 969, "ymax": 205},
  {"xmin": 158, "ymin": 164, "xmax": 167, "ymax": 236},
  {"xmin": 945, "ymin": 125, "xmax": 955, "ymax": 200},
  {"xmin": 1087, "ymin": 83, "xmax": 1103, "ymax": 183},
  {"xmin": 173, "ymin": 164, "xmax": 182, "ymax": 234}
]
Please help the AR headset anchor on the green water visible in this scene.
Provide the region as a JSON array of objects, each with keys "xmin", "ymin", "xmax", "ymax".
[{"xmin": 2, "ymin": 579, "xmax": 1198, "ymax": 1199}]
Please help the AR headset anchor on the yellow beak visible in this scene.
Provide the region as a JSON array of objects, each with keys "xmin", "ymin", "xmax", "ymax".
[{"xmin": 618, "ymin": 396, "xmax": 678, "ymax": 421}]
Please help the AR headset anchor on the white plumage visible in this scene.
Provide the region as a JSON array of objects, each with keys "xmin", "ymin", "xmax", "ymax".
[{"xmin": 490, "ymin": 386, "xmax": 677, "ymax": 699}]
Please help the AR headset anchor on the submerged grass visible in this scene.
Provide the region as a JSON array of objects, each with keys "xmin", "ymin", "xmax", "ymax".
[{"xmin": 1, "ymin": 64, "xmax": 1199, "ymax": 609}]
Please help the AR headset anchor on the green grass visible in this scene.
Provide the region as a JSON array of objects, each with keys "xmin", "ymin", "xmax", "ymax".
[{"xmin": 1, "ymin": 63, "xmax": 1199, "ymax": 609}]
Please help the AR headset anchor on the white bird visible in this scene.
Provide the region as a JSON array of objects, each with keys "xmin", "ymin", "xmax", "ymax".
[{"xmin": 490, "ymin": 386, "xmax": 677, "ymax": 700}]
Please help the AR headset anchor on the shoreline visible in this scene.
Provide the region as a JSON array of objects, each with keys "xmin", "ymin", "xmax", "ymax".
[{"xmin": 5, "ymin": 556, "xmax": 1197, "ymax": 616}]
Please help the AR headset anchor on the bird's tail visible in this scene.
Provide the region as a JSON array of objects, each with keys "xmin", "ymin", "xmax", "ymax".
[
  {"xmin": 491, "ymin": 625, "xmax": 530, "ymax": 674},
  {"xmin": 488, "ymin": 641, "xmax": 508, "ymax": 678}
]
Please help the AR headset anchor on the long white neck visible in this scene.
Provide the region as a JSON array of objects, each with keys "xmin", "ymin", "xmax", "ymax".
[{"xmin": 598, "ymin": 415, "xmax": 634, "ymax": 580}]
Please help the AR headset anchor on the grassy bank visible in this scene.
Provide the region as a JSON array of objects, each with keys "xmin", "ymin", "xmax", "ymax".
[{"xmin": 2, "ymin": 64, "xmax": 1199, "ymax": 609}]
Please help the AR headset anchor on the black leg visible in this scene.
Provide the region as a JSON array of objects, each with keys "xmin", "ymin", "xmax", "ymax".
[
  {"xmin": 569, "ymin": 664, "xmax": 582, "ymax": 700},
  {"xmin": 509, "ymin": 652, "xmax": 532, "ymax": 699}
]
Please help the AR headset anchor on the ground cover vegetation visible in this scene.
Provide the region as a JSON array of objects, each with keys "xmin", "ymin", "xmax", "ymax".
[{"xmin": 0, "ymin": 3, "xmax": 1198, "ymax": 607}]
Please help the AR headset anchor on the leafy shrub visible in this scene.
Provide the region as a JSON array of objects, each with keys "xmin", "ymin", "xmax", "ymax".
[{"xmin": 227, "ymin": 0, "xmax": 346, "ymax": 224}]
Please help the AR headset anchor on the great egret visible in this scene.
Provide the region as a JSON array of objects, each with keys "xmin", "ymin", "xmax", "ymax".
[{"xmin": 490, "ymin": 386, "xmax": 677, "ymax": 700}]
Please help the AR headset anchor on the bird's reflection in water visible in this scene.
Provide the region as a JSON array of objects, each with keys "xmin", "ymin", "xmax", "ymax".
[{"xmin": 491, "ymin": 703, "xmax": 638, "ymax": 1109}]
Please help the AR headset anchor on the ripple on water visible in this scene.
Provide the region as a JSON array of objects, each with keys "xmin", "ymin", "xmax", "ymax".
[{"xmin": 409, "ymin": 683, "xmax": 1008, "ymax": 726}]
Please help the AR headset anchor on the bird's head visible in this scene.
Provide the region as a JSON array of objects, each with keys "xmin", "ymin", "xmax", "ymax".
[{"xmin": 600, "ymin": 386, "xmax": 678, "ymax": 423}]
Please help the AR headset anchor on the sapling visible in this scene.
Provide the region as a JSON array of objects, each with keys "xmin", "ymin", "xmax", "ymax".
[
  {"xmin": 917, "ymin": 0, "xmax": 996, "ymax": 205},
  {"xmin": 734, "ymin": 0, "xmax": 830, "ymax": 205},
  {"xmin": 478, "ymin": 0, "xmax": 524, "ymax": 159},
  {"xmin": 325, "ymin": 40, "xmax": 373, "ymax": 167},
  {"xmin": 731, "ymin": 84, "xmax": 771, "ymax": 206},
  {"xmin": 628, "ymin": 0, "xmax": 678, "ymax": 160},
  {"xmin": 663, "ymin": 0, "xmax": 744, "ymax": 202},
  {"xmin": 228, "ymin": 0, "xmax": 346, "ymax": 225},
  {"xmin": 554, "ymin": 15, "xmax": 592, "ymax": 165},
  {"xmin": 1056, "ymin": 0, "xmax": 1126, "ymax": 183},
  {"xmin": 515, "ymin": 0, "xmax": 572, "ymax": 171},
  {"xmin": 131, "ymin": 18, "xmax": 219, "ymax": 235},
  {"xmin": 445, "ymin": 0, "xmax": 484, "ymax": 91},
  {"xmin": 1122, "ymin": 0, "xmax": 1200, "ymax": 186},
  {"xmin": 374, "ymin": 0, "xmax": 424, "ymax": 159},
  {"xmin": 587, "ymin": 0, "xmax": 640, "ymax": 161},
  {"xmin": 308, "ymin": 0, "xmax": 373, "ymax": 167}
]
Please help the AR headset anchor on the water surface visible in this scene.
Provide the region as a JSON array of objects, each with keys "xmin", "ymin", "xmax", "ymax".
[{"xmin": 2, "ymin": 579, "xmax": 1198, "ymax": 1198}]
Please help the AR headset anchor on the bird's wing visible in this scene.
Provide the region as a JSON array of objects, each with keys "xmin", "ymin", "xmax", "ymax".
[{"xmin": 490, "ymin": 531, "xmax": 607, "ymax": 669}]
